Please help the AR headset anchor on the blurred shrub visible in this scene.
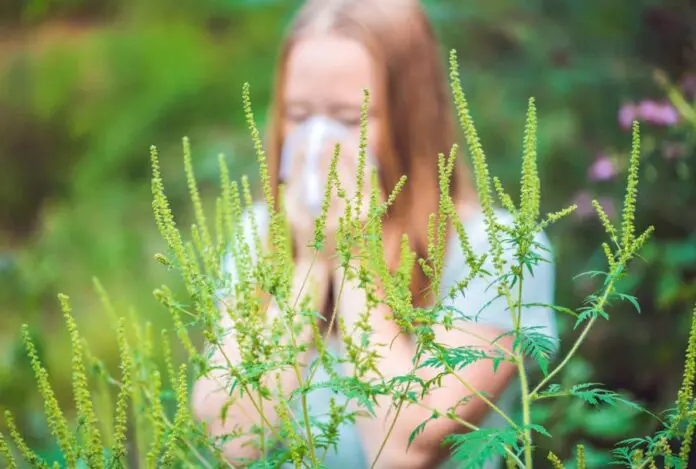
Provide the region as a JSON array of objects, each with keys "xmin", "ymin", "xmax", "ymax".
[{"xmin": 0, "ymin": 0, "xmax": 296, "ymax": 448}]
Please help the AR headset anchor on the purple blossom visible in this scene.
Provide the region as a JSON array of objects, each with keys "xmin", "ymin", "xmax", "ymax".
[
  {"xmin": 587, "ymin": 153, "xmax": 616, "ymax": 182},
  {"xmin": 618, "ymin": 99, "xmax": 679, "ymax": 129},
  {"xmin": 618, "ymin": 103, "xmax": 637, "ymax": 130},
  {"xmin": 572, "ymin": 190, "xmax": 616, "ymax": 221},
  {"xmin": 637, "ymin": 100, "xmax": 679, "ymax": 126},
  {"xmin": 573, "ymin": 191, "xmax": 593, "ymax": 219}
]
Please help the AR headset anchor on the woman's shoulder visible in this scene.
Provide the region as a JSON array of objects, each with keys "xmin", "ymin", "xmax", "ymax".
[
  {"xmin": 442, "ymin": 204, "xmax": 557, "ymax": 338},
  {"xmin": 443, "ymin": 204, "xmax": 555, "ymax": 291}
]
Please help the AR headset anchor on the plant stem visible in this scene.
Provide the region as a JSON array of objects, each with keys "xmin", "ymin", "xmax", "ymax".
[
  {"xmin": 532, "ymin": 270, "xmax": 622, "ymax": 396},
  {"xmin": 370, "ymin": 390, "xmax": 408, "ymax": 469},
  {"xmin": 137, "ymin": 385, "xmax": 230, "ymax": 469},
  {"xmin": 528, "ymin": 391, "xmax": 573, "ymax": 401},
  {"xmin": 306, "ymin": 268, "xmax": 346, "ymax": 386},
  {"xmin": 369, "ymin": 360, "xmax": 422, "ymax": 469},
  {"xmin": 280, "ymin": 251, "xmax": 332, "ymax": 468},
  {"xmin": 325, "ymin": 271, "xmax": 345, "ymax": 339},
  {"xmin": 258, "ymin": 388, "xmax": 266, "ymax": 459},
  {"xmin": 214, "ymin": 346, "xmax": 291, "ymax": 449},
  {"xmin": 531, "ymin": 275, "xmax": 616, "ymax": 397},
  {"xmin": 443, "ymin": 353, "xmax": 519, "ymax": 430},
  {"xmin": 224, "ymin": 251, "xmax": 321, "ymax": 466},
  {"xmin": 415, "ymin": 402, "xmax": 527, "ymax": 469},
  {"xmin": 516, "ymin": 269, "xmax": 533, "ymax": 469},
  {"xmin": 299, "ymin": 390, "xmax": 318, "ymax": 466},
  {"xmin": 450, "ymin": 325, "xmax": 515, "ymax": 357},
  {"xmin": 284, "ymin": 277, "xmax": 320, "ymax": 465},
  {"xmin": 531, "ymin": 316, "xmax": 596, "ymax": 397},
  {"xmin": 291, "ymin": 251, "xmax": 318, "ymax": 310}
]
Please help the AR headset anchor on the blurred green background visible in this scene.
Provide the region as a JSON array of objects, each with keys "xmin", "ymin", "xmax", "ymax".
[{"xmin": 1, "ymin": 0, "xmax": 695, "ymax": 466}]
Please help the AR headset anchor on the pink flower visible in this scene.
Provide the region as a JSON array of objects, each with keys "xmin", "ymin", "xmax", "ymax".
[
  {"xmin": 618, "ymin": 99, "xmax": 679, "ymax": 129},
  {"xmin": 637, "ymin": 100, "xmax": 679, "ymax": 126},
  {"xmin": 573, "ymin": 191, "xmax": 593, "ymax": 219},
  {"xmin": 587, "ymin": 153, "xmax": 616, "ymax": 182},
  {"xmin": 572, "ymin": 191, "xmax": 616, "ymax": 221},
  {"xmin": 618, "ymin": 103, "xmax": 637, "ymax": 130}
]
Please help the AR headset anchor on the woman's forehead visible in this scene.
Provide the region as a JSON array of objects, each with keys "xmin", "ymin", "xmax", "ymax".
[{"xmin": 284, "ymin": 35, "xmax": 378, "ymax": 106}]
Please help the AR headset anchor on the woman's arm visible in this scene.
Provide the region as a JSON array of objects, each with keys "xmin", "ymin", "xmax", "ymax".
[
  {"xmin": 191, "ymin": 258, "xmax": 330, "ymax": 462},
  {"xmin": 335, "ymin": 229, "xmax": 556, "ymax": 469},
  {"xmin": 335, "ymin": 272, "xmax": 517, "ymax": 469}
]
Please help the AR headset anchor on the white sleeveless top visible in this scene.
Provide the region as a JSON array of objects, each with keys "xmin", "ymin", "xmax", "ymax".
[{"xmin": 220, "ymin": 204, "xmax": 557, "ymax": 469}]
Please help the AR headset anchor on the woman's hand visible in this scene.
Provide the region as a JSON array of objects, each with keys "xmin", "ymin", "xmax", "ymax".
[
  {"xmin": 332, "ymin": 224, "xmax": 403, "ymax": 336},
  {"xmin": 284, "ymin": 137, "xmax": 377, "ymax": 261}
]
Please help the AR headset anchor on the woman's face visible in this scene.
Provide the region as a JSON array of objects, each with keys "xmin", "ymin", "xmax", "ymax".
[{"xmin": 282, "ymin": 34, "xmax": 382, "ymax": 157}]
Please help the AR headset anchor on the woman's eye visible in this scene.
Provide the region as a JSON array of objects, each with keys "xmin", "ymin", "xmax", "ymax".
[
  {"xmin": 335, "ymin": 115, "xmax": 362, "ymax": 127},
  {"xmin": 284, "ymin": 108, "xmax": 309, "ymax": 123}
]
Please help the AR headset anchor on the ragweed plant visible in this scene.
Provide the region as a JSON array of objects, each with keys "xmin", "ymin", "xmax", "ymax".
[{"xmin": 1, "ymin": 49, "xmax": 695, "ymax": 469}]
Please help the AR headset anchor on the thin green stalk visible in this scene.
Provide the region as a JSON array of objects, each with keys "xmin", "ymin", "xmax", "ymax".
[
  {"xmin": 281, "ymin": 253, "xmax": 321, "ymax": 467},
  {"xmin": 258, "ymin": 388, "xmax": 266, "ymax": 459},
  {"xmin": 369, "ymin": 362, "xmax": 421, "ymax": 469},
  {"xmin": 311, "ymin": 250, "xmax": 405, "ymax": 469},
  {"xmin": 530, "ymin": 316, "xmax": 597, "ymax": 399},
  {"xmin": 516, "ymin": 270, "xmax": 533, "ymax": 468},
  {"xmin": 530, "ymin": 316, "xmax": 597, "ymax": 397},
  {"xmin": 528, "ymin": 391, "xmax": 573, "ymax": 402},
  {"xmin": 415, "ymin": 402, "xmax": 526, "ymax": 468},
  {"xmin": 298, "ymin": 391, "xmax": 318, "ymax": 466},
  {"xmin": 214, "ymin": 346, "xmax": 294, "ymax": 451},
  {"xmin": 306, "ymin": 267, "xmax": 346, "ymax": 386},
  {"xmin": 273, "ymin": 327, "xmax": 316, "ymax": 465},
  {"xmin": 216, "ymin": 250, "xmax": 321, "ymax": 467},
  {"xmin": 106, "ymin": 374, "xmax": 228, "ymax": 469},
  {"xmin": 531, "ymin": 273, "xmax": 618, "ymax": 397},
  {"xmin": 453, "ymin": 327, "xmax": 515, "ymax": 358},
  {"xmin": 443, "ymin": 352, "xmax": 519, "ymax": 430},
  {"xmin": 449, "ymin": 416, "xmax": 525, "ymax": 469},
  {"xmin": 635, "ymin": 457, "xmax": 653, "ymax": 469}
]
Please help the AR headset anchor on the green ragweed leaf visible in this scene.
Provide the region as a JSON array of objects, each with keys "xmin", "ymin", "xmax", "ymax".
[{"xmin": 445, "ymin": 427, "xmax": 520, "ymax": 469}]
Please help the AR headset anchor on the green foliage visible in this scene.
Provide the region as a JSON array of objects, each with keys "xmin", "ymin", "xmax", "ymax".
[
  {"xmin": 3, "ymin": 11, "xmax": 694, "ymax": 466},
  {"xmin": 59, "ymin": 294, "xmax": 103, "ymax": 468},
  {"xmin": 611, "ymin": 306, "xmax": 696, "ymax": 469},
  {"xmin": 4, "ymin": 412, "xmax": 46, "ymax": 468},
  {"xmin": 1, "ymin": 45, "xmax": 694, "ymax": 469},
  {"xmin": 512, "ymin": 327, "xmax": 557, "ymax": 376},
  {"xmin": 20, "ymin": 325, "xmax": 77, "ymax": 466},
  {"xmin": 445, "ymin": 427, "xmax": 520, "ymax": 469}
]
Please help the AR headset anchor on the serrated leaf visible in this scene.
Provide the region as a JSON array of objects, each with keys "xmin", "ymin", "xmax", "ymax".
[
  {"xmin": 420, "ymin": 344, "xmax": 493, "ymax": 372},
  {"xmin": 615, "ymin": 292, "xmax": 641, "ymax": 314},
  {"xmin": 408, "ymin": 413, "xmax": 438, "ymax": 449},
  {"xmin": 445, "ymin": 427, "xmax": 520, "ymax": 469},
  {"xmin": 527, "ymin": 423, "xmax": 551, "ymax": 438},
  {"xmin": 523, "ymin": 302, "xmax": 578, "ymax": 318},
  {"xmin": 574, "ymin": 270, "xmax": 608, "ymax": 280},
  {"xmin": 569, "ymin": 383, "xmax": 644, "ymax": 412},
  {"xmin": 514, "ymin": 326, "xmax": 557, "ymax": 375},
  {"xmin": 545, "ymin": 384, "xmax": 561, "ymax": 394}
]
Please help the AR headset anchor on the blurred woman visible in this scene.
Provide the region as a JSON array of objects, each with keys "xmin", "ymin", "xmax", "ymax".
[{"xmin": 192, "ymin": 1, "xmax": 556, "ymax": 468}]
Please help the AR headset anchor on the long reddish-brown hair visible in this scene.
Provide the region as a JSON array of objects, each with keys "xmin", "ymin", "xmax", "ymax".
[{"xmin": 266, "ymin": 0, "xmax": 474, "ymax": 306}]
